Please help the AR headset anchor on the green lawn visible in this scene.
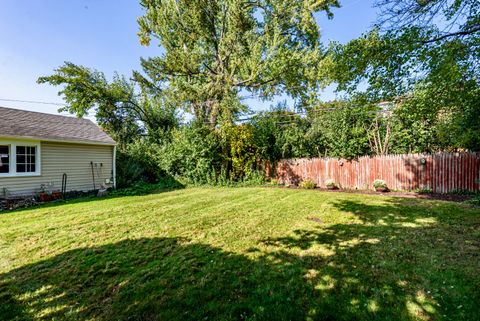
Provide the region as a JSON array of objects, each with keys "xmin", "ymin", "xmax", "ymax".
[{"xmin": 1, "ymin": 187, "xmax": 479, "ymax": 321}]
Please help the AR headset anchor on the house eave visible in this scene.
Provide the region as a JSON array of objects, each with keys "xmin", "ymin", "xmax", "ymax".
[{"xmin": 0, "ymin": 135, "xmax": 116, "ymax": 146}]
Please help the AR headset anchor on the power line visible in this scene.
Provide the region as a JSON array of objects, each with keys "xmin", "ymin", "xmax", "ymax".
[
  {"xmin": 0, "ymin": 97, "xmax": 393, "ymax": 127},
  {"xmin": 237, "ymin": 103, "xmax": 389, "ymax": 122},
  {"xmin": 193, "ymin": 102, "xmax": 391, "ymax": 126},
  {"xmin": 0, "ymin": 98, "xmax": 66, "ymax": 106}
]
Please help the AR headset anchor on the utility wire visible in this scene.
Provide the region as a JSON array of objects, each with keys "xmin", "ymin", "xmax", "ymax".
[
  {"xmin": 237, "ymin": 103, "xmax": 390, "ymax": 122},
  {"xmin": 199, "ymin": 103, "xmax": 391, "ymax": 125},
  {"xmin": 0, "ymin": 97, "xmax": 392, "ymax": 127},
  {"xmin": 0, "ymin": 98, "xmax": 66, "ymax": 106}
]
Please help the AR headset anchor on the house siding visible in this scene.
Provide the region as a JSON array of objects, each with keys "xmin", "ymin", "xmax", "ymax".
[{"xmin": 0, "ymin": 142, "xmax": 114, "ymax": 196}]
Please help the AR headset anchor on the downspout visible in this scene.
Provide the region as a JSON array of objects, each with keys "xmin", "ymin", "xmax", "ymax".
[{"xmin": 113, "ymin": 145, "xmax": 117, "ymax": 189}]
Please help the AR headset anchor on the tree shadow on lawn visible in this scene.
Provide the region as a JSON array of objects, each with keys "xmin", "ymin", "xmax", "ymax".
[
  {"xmin": 261, "ymin": 198, "xmax": 480, "ymax": 320},
  {"xmin": 1, "ymin": 237, "xmax": 318, "ymax": 321},
  {"xmin": 1, "ymin": 199, "xmax": 479, "ymax": 320}
]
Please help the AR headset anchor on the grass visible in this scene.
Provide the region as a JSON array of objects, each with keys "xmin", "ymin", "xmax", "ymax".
[{"xmin": 0, "ymin": 187, "xmax": 479, "ymax": 320}]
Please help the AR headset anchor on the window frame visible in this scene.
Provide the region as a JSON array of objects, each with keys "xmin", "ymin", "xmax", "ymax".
[
  {"xmin": 0, "ymin": 139, "xmax": 41, "ymax": 177},
  {"xmin": 0, "ymin": 144, "xmax": 10, "ymax": 174}
]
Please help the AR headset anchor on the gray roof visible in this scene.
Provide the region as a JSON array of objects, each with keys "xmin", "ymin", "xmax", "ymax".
[{"xmin": 0, "ymin": 106, "xmax": 116, "ymax": 145}]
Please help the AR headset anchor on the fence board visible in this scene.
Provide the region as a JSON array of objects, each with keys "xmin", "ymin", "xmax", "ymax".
[{"xmin": 274, "ymin": 152, "xmax": 480, "ymax": 194}]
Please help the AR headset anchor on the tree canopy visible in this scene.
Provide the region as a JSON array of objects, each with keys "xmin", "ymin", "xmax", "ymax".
[
  {"xmin": 37, "ymin": 0, "xmax": 480, "ymax": 186},
  {"xmin": 326, "ymin": 0, "xmax": 479, "ymax": 99},
  {"xmin": 137, "ymin": 0, "xmax": 340, "ymax": 126},
  {"xmin": 37, "ymin": 62, "xmax": 179, "ymax": 147}
]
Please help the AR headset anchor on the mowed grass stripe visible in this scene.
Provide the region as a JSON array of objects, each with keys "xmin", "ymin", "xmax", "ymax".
[{"xmin": 0, "ymin": 187, "xmax": 479, "ymax": 320}]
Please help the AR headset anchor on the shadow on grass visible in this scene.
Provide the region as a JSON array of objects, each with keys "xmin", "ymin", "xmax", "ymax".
[
  {"xmin": 261, "ymin": 198, "xmax": 480, "ymax": 320},
  {"xmin": 0, "ymin": 237, "xmax": 316, "ymax": 321},
  {"xmin": 1, "ymin": 199, "xmax": 479, "ymax": 320}
]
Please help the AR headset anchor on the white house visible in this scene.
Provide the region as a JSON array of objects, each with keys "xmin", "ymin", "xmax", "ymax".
[{"xmin": 0, "ymin": 106, "xmax": 116, "ymax": 197}]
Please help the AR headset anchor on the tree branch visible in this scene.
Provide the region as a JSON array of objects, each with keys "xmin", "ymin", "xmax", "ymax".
[{"xmin": 421, "ymin": 25, "xmax": 480, "ymax": 43}]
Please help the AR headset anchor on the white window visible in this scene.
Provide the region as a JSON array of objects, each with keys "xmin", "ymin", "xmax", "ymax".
[
  {"xmin": 0, "ymin": 145, "xmax": 10, "ymax": 174},
  {"xmin": 16, "ymin": 146, "xmax": 37, "ymax": 173},
  {"xmin": 0, "ymin": 141, "xmax": 41, "ymax": 177}
]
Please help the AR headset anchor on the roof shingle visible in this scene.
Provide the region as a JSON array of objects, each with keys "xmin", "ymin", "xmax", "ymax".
[{"xmin": 0, "ymin": 106, "xmax": 115, "ymax": 145}]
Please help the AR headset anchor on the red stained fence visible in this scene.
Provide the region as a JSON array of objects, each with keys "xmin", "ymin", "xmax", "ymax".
[{"xmin": 274, "ymin": 153, "xmax": 480, "ymax": 193}]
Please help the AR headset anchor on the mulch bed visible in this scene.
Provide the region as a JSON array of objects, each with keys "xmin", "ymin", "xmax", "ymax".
[
  {"xmin": 270, "ymin": 185, "xmax": 473, "ymax": 203},
  {"xmin": 0, "ymin": 196, "xmax": 37, "ymax": 211}
]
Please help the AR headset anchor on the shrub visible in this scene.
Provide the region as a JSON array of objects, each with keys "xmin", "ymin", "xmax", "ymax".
[
  {"xmin": 240, "ymin": 170, "xmax": 266, "ymax": 186},
  {"xmin": 373, "ymin": 179, "xmax": 387, "ymax": 189},
  {"xmin": 465, "ymin": 196, "xmax": 480, "ymax": 206},
  {"xmin": 415, "ymin": 187, "xmax": 433, "ymax": 194},
  {"xmin": 110, "ymin": 177, "xmax": 184, "ymax": 197},
  {"xmin": 268, "ymin": 178, "xmax": 279, "ymax": 186},
  {"xmin": 221, "ymin": 124, "xmax": 260, "ymax": 180},
  {"xmin": 324, "ymin": 179, "xmax": 337, "ymax": 189},
  {"xmin": 450, "ymin": 189, "xmax": 479, "ymax": 196},
  {"xmin": 116, "ymin": 151, "xmax": 146, "ymax": 188},
  {"xmin": 116, "ymin": 141, "xmax": 164, "ymax": 188},
  {"xmin": 299, "ymin": 179, "xmax": 316, "ymax": 189},
  {"xmin": 214, "ymin": 167, "xmax": 231, "ymax": 186},
  {"xmin": 159, "ymin": 126, "xmax": 223, "ymax": 184}
]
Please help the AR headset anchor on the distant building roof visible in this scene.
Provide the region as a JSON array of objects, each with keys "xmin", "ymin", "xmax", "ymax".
[{"xmin": 0, "ymin": 106, "xmax": 115, "ymax": 145}]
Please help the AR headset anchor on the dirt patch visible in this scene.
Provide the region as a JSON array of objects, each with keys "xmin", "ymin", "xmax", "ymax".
[{"xmin": 306, "ymin": 217, "xmax": 323, "ymax": 224}]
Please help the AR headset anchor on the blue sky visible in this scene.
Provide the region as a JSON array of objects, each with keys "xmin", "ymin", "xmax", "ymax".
[{"xmin": 0, "ymin": 0, "xmax": 377, "ymax": 118}]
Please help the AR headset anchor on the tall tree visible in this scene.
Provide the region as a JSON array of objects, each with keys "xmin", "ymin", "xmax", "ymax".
[
  {"xmin": 37, "ymin": 62, "xmax": 179, "ymax": 147},
  {"xmin": 325, "ymin": 0, "xmax": 479, "ymax": 100},
  {"xmin": 137, "ymin": 0, "xmax": 340, "ymax": 126},
  {"xmin": 376, "ymin": 0, "xmax": 480, "ymax": 42},
  {"xmin": 321, "ymin": 0, "xmax": 480, "ymax": 151}
]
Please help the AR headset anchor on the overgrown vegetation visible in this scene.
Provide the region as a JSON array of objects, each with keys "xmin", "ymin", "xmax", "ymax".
[
  {"xmin": 1, "ymin": 188, "xmax": 479, "ymax": 320},
  {"xmin": 37, "ymin": 0, "xmax": 480, "ymax": 187},
  {"xmin": 299, "ymin": 179, "xmax": 316, "ymax": 189},
  {"xmin": 109, "ymin": 177, "xmax": 184, "ymax": 196},
  {"xmin": 465, "ymin": 195, "xmax": 480, "ymax": 206},
  {"xmin": 373, "ymin": 179, "xmax": 388, "ymax": 189},
  {"xmin": 325, "ymin": 179, "xmax": 337, "ymax": 189}
]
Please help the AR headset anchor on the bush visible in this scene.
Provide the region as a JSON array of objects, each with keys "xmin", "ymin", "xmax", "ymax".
[
  {"xmin": 415, "ymin": 187, "xmax": 433, "ymax": 194},
  {"xmin": 221, "ymin": 124, "xmax": 260, "ymax": 180},
  {"xmin": 240, "ymin": 170, "xmax": 266, "ymax": 186},
  {"xmin": 268, "ymin": 178, "xmax": 279, "ymax": 186},
  {"xmin": 465, "ymin": 196, "xmax": 480, "ymax": 206},
  {"xmin": 299, "ymin": 180, "xmax": 316, "ymax": 189},
  {"xmin": 450, "ymin": 189, "xmax": 479, "ymax": 196},
  {"xmin": 324, "ymin": 179, "xmax": 337, "ymax": 189},
  {"xmin": 373, "ymin": 179, "xmax": 387, "ymax": 189},
  {"xmin": 159, "ymin": 126, "xmax": 223, "ymax": 184},
  {"xmin": 116, "ymin": 151, "xmax": 147, "ymax": 187},
  {"xmin": 116, "ymin": 140, "xmax": 164, "ymax": 188},
  {"xmin": 115, "ymin": 124, "xmax": 269, "ymax": 187},
  {"xmin": 110, "ymin": 177, "xmax": 184, "ymax": 197}
]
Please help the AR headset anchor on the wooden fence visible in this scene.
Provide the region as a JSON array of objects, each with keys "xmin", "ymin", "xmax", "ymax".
[{"xmin": 274, "ymin": 152, "xmax": 480, "ymax": 193}]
